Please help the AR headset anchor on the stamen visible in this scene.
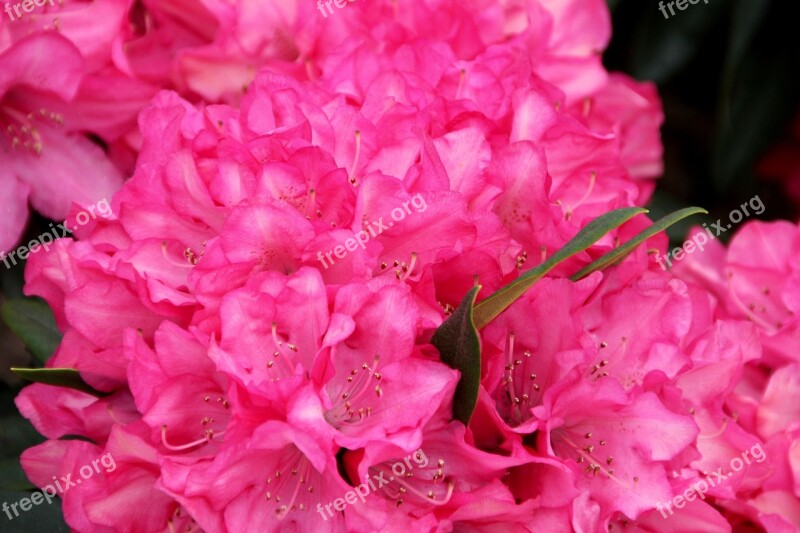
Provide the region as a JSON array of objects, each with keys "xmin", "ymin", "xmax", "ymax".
[
  {"xmin": 275, "ymin": 460, "xmax": 310, "ymax": 520},
  {"xmin": 349, "ymin": 130, "xmax": 361, "ymax": 186},
  {"xmin": 726, "ymin": 276, "xmax": 777, "ymax": 333},
  {"xmin": 565, "ymin": 171, "xmax": 596, "ymax": 220},
  {"xmin": 161, "ymin": 242, "xmax": 197, "ymax": 268},
  {"xmin": 698, "ymin": 417, "xmax": 730, "ymax": 440},
  {"xmin": 399, "ymin": 252, "xmax": 418, "ymax": 281},
  {"xmin": 161, "ymin": 425, "xmax": 224, "ymax": 452},
  {"xmin": 380, "ymin": 464, "xmax": 455, "ymax": 506},
  {"xmin": 269, "ymin": 323, "xmax": 298, "ymax": 376},
  {"xmin": 305, "ymin": 189, "xmax": 317, "ymax": 218},
  {"xmin": 325, "ymin": 355, "xmax": 381, "ymax": 426},
  {"xmin": 554, "ymin": 430, "xmax": 629, "ymax": 488},
  {"xmin": 456, "ymin": 69, "xmax": 467, "ymax": 100}
]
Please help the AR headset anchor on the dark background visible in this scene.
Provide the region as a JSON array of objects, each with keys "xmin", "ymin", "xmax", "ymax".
[
  {"xmin": 1, "ymin": 0, "xmax": 799, "ymax": 529},
  {"xmin": 605, "ymin": 0, "xmax": 800, "ymax": 235}
]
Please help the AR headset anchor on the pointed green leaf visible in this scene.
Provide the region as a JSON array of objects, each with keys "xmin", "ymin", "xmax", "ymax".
[
  {"xmin": 11, "ymin": 368, "xmax": 107, "ymax": 397},
  {"xmin": 2, "ymin": 298, "xmax": 62, "ymax": 365},
  {"xmin": 473, "ymin": 207, "xmax": 647, "ymax": 329},
  {"xmin": 571, "ymin": 206, "xmax": 708, "ymax": 281},
  {"xmin": 431, "ymin": 286, "xmax": 482, "ymax": 425}
]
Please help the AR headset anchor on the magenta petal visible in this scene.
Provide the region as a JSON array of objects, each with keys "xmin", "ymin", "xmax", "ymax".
[
  {"xmin": 0, "ymin": 171, "xmax": 30, "ymax": 253},
  {"xmin": 10, "ymin": 125, "xmax": 123, "ymax": 220},
  {"xmin": 0, "ymin": 33, "xmax": 83, "ymax": 99}
]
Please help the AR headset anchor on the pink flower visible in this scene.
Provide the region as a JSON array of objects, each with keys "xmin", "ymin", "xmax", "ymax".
[
  {"xmin": 160, "ymin": 420, "xmax": 349, "ymax": 532},
  {"xmin": 569, "ymin": 73, "xmax": 665, "ymax": 203},
  {"xmin": 674, "ymin": 221, "xmax": 800, "ymax": 367},
  {"xmin": 342, "ymin": 421, "xmax": 526, "ymax": 528},
  {"xmin": 757, "ymin": 364, "xmax": 800, "ymax": 440},
  {"xmin": 481, "ymin": 276, "xmax": 601, "ymax": 433},
  {"xmin": 537, "ymin": 372, "xmax": 699, "ymax": 520},
  {"xmin": 22, "ymin": 423, "xmax": 195, "ymax": 533},
  {"xmin": 0, "ymin": 34, "xmax": 123, "ymax": 252},
  {"xmin": 20, "ymin": 1, "xmax": 794, "ymax": 530}
]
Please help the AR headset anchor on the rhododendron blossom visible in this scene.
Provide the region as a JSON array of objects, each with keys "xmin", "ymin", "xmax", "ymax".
[{"xmin": 7, "ymin": 0, "xmax": 800, "ymax": 532}]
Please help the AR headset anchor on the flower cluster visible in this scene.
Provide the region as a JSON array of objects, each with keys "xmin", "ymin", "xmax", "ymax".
[
  {"xmin": 0, "ymin": 0, "xmax": 660, "ymax": 253},
  {"xmin": 0, "ymin": 0, "xmax": 344, "ymax": 251},
  {"xmin": 11, "ymin": 0, "xmax": 799, "ymax": 532}
]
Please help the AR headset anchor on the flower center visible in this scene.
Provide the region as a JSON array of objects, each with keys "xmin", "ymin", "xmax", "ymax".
[
  {"xmin": 495, "ymin": 332, "xmax": 540, "ymax": 426},
  {"xmin": 369, "ymin": 455, "xmax": 454, "ymax": 508},
  {"xmin": 160, "ymin": 393, "xmax": 230, "ymax": 452},
  {"xmin": 324, "ymin": 355, "xmax": 382, "ymax": 427},
  {"xmin": 264, "ymin": 322, "xmax": 303, "ymax": 381},
  {"xmin": 266, "ymin": 448, "xmax": 317, "ymax": 519},
  {"xmin": 0, "ymin": 101, "xmax": 63, "ymax": 157},
  {"xmin": 550, "ymin": 427, "xmax": 629, "ymax": 487}
]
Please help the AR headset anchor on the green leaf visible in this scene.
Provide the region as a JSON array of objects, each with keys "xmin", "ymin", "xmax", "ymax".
[
  {"xmin": 2, "ymin": 299, "xmax": 61, "ymax": 365},
  {"xmin": 10, "ymin": 369, "xmax": 107, "ymax": 397},
  {"xmin": 473, "ymin": 207, "xmax": 647, "ymax": 329},
  {"xmin": 431, "ymin": 286, "xmax": 482, "ymax": 425},
  {"xmin": 571, "ymin": 206, "xmax": 707, "ymax": 281},
  {"xmin": 645, "ymin": 191, "xmax": 700, "ymax": 246}
]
